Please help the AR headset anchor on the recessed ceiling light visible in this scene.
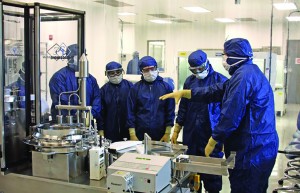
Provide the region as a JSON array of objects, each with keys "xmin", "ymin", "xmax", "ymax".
[
  {"xmin": 215, "ymin": 18, "xmax": 235, "ymax": 23},
  {"xmin": 149, "ymin": 19, "xmax": 172, "ymax": 24},
  {"xmin": 118, "ymin": 12, "xmax": 136, "ymax": 16},
  {"xmin": 183, "ymin": 7, "xmax": 211, "ymax": 13},
  {"xmin": 273, "ymin": 2, "xmax": 297, "ymax": 10},
  {"xmin": 286, "ymin": 16, "xmax": 300, "ymax": 21}
]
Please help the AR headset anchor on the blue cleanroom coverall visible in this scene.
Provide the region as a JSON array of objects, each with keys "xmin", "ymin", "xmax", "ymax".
[{"xmin": 191, "ymin": 38, "xmax": 279, "ymax": 193}]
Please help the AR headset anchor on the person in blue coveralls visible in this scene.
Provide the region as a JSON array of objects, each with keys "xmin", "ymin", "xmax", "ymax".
[
  {"xmin": 171, "ymin": 50, "xmax": 227, "ymax": 193},
  {"xmin": 7, "ymin": 62, "xmax": 26, "ymax": 108},
  {"xmin": 49, "ymin": 44, "xmax": 101, "ymax": 122},
  {"xmin": 160, "ymin": 38, "xmax": 279, "ymax": 193},
  {"xmin": 126, "ymin": 56, "xmax": 175, "ymax": 141},
  {"xmin": 127, "ymin": 51, "xmax": 140, "ymax": 75},
  {"xmin": 99, "ymin": 61, "xmax": 133, "ymax": 142}
]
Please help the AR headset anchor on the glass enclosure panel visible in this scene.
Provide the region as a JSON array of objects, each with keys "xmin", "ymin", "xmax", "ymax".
[
  {"xmin": 209, "ymin": 57, "xmax": 230, "ymax": 79},
  {"xmin": 39, "ymin": 9, "xmax": 79, "ymax": 121},
  {"xmin": 253, "ymin": 58, "xmax": 266, "ymax": 74},
  {"xmin": 178, "ymin": 55, "xmax": 192, "ymax": 90},
  {"xmin": 4, "ymin": 7, "xmax": 24, "ymax": 86},
  {"xmin": 3, "ymin": 5, "xmax": 27, "ymax": 168},
  {"xmin": 117, "ymin": 0, "xmax": 283, "ymax": 93},
  {"xmin": 147, "ymin": 40, "xmax": 165, "ymax": 72}
]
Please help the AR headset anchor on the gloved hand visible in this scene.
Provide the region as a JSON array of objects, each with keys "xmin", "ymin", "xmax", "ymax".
[
  {"xmin": 129, "ymin": 128, "xmax": 139, "ymax": 141},
  {"xmin": 205, "ymin": 137, "xmax": 218, "ymax": 157},
  {"xmin": 171, "ymin": 123, "xmax": 182, "ymax": 144},
  {"xmin": 98, "ymin": 130, "xmax": 104, "ymax": 137},
  {"xmin": 160, "ymin": 126, "xmax": 172, "ymax": 142},
  {"xmin": 159, "ymin": 90, "xmax": 191, "ymax": 104}
]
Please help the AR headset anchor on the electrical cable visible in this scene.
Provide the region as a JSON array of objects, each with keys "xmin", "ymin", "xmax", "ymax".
[{"xmin": 172, "ymin": 177, "xmax": 183, "ymax": 193}]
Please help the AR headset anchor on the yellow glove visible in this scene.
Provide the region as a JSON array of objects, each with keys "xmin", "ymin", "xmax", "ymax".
[
  {"xmin": 194, "ymin": 174, "xmax": 201, "ymax": 192},
  {"xmin": 98, "ymin": 130, "xmax": 104, "ymax": 137},
  {"xmin": 160, "ymin": 126, "xmax": 172, "ymax": 142},
  {"xmin": 171, "ymin": 123, "xmax": 182, "ymax": 144},
  {"xmin": 159, "ymin": 90, "xmax": 191, "ymax": 104},
  {"xmin": 205, "ymin": 137, "xmax": 218, "ymax": 157},
  {"xmin": 129, "ymin": 128, "xmax": 139, "ymax": 141}
]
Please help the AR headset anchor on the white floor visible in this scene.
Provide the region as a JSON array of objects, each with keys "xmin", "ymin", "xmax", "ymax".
[{"xmin": 267, "ymin": 104, "xmax": 300, "ymax": 193}]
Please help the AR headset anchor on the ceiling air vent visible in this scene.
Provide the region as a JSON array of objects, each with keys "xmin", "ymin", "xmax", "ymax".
[
  {"xmin": 235, "ymin": 17, "xmax": 257, "ymax": 22},
  {"xmin": 171, "ymin": 19, "xmax": 192, "ymax": 23},
  {"xmin": 94, "ymin": 0, "xmax": 133, "ymax": 7},
  {"xmin": 147, "ymin": 14, "xmax": 175, "ymax": 18}
]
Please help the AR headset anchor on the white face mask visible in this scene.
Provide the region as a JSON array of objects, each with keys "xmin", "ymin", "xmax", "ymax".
[
  {"xmin": 108, "ymin": 74, "xmax": 123, "ymax": 84},
  {"xmin": 194, "ymin": 69, "xmax": 209, "ymax": 79},
  {"xmin": 143, "ymin": 70, "xmax": 158, "ymax": 82},
  {"xmin": 222, "ymin": 56, "xmax": 247, "ymax": 71}
]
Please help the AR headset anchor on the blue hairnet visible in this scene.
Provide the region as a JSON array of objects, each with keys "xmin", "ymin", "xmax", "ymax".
[
  {"xmin": 138, "ymin": 56, "xmax": 157, "ymax": 70},
  {"xmin": 66, "ymin": 44, "xmax": 78, "ymax": 59},
  {"xmin": 188, "ymin": 50, "xmax": 208, "ymax": 68},
  {"xmin": 224, "ymin": 38, "xmax": 253, "ymax": 58},
  {"xmin": 106, "ymin": 61, "xmax": 122, "ymax": 71}
]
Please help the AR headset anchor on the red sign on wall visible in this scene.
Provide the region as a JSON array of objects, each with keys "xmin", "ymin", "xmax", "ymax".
[{"xmin": 295, "ymin": 58, "xmax": 300, "ymax": 64}]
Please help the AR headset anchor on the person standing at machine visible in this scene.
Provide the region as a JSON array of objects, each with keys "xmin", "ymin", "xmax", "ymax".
[
  {"xmin": 126, "ymin": 56, "xmax": 175, "ymax": 141},
  {"xmin": 171, "ymin": 50, "xmax": 227, "ymax": 193},
  {"xmin": 126, "ymin": 51, "xmax": 140, "ymax": 75},
  {"xmin": 49, "ymin": 44, "xmax": 101, "ymax": 123},
  {"xmin": 160, "ymin": 38, "xmax": 279, "ymax": 193},
  {"xmin": 99, "ymin": 61, "xmax": 133, "ymax": 142}
]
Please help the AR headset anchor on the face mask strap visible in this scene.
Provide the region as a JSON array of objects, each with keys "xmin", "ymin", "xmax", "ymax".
[
  {"xmin": 229, "ymin": 58, "xmax": 246, "ymax": 67},
  {"xmin": 227, "ymin": 56, "xmax": 251, "ymax": 60}
]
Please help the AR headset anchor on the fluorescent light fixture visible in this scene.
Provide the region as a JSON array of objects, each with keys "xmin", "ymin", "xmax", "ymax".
[
  {"xmin": 286, "ymin": 16, "xmax": 300, "ymax": 21},
  {"xmin": 118, "ymin": 12, "xmax": 136, "ymax": 16},
  {"xmin": 273, "ymin": 2, "xmax": 297, "ymax": 10},
  {"xmin": 183, "ymin": 7, "xmax": 211, "ymax": 13},
  {"xmin": 215, "ymin": 18, "xmax": 235, "ymax": 23},
  {"xmin": 149, "ymin": 19, "xmax": 172, "ymax": 24}
]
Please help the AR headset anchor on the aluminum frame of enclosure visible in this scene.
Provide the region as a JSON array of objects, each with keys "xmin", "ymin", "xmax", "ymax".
[
  {"xmin": 0, "ymin": 0, "xmax": 85, "ymax": 173},
  {"xmin": 0, "ymin": 0, "xmax": 28, "ymax": 172},
  {"xmin": 29, "ymin": 2, "xmax": 85, "ymax": 125}
]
